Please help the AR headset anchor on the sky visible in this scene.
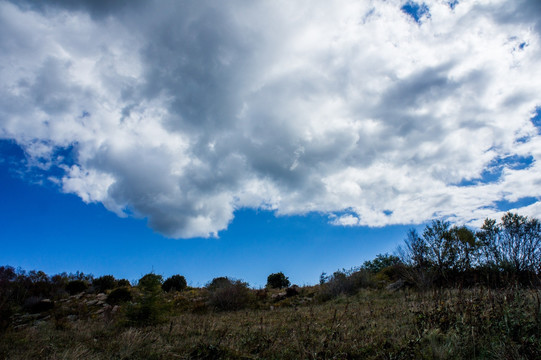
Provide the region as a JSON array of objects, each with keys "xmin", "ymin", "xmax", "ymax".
[{"xmin": 1, "ymin": 0, "xmax": 541, "ymax": 287}]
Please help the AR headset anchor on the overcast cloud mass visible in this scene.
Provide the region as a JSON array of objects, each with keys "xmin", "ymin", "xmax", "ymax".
[{"xmin": 1, "ymin": 0, "xmax": 541, "ymax": 238}]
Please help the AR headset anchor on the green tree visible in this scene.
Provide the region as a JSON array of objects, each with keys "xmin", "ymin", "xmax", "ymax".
[
  {"xmin": 362, "ymin": 254, "xmax": 401, "ymax": 273},
  {"xmin": 137, "ymin": 273, "xmax": 163, "ymax": 293},
  {"xmin": 162, "ymin": 275, "xmax": 187, "ymax": 292},
  {"xmin": 127, "ymin": 273, "xmax": 166, "ymax": 326},
  {"xmin": 266, "ymin": 272, "xmax": 290, "ymax": 289},
  {"xmin": 448, "ymin": 225, "xmax": 479, "ymax": 272}
]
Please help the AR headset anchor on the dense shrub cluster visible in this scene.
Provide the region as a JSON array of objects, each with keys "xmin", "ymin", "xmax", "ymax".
[
  {"xmin": 162, "ymin": 274, "xmax": 187, "ymax": 292},
  {"xmin": 0, "ymin": 268, "xmax": 94, "ymax": 330},
  {"xmin": 207, "ymin": 277, "xmax": 253, "ymax": 311},
  {"xmin": 66, "ymin": 280, "xmax": 89, "ymax": 295},
  {"xmin": 92, "ymin": 275, "xmax": 117, "ymax": 292},
  {"xmin": 106, "ymin": 287, "xmax": 132, "ymax": 305}
]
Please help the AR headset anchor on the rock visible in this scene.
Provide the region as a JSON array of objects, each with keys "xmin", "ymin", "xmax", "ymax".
[
  {"xmin": 27, "ymin": 299, "xmax": 55, "ymax": 314},
  {"xmin": 21, "ymin": 313, "xmax": 41, "ymax": 321},
  {"xmin": 386, "ymin": 279, "xmax": 405, "ymax": 291},
  {"xmin": 271, "ymin": 292, "xmax": 287, "ymax": 301},
  {"xmin": 86, "ymin": 300, "xmax": 99, "ymax": 306},
  {"xmin": 96, "ymin": 293, "xmax": 107, "ymax": 301}
]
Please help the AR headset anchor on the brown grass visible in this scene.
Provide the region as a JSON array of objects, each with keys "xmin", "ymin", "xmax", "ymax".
[{"xmin": 1, "ymin": 287, "xmax": 540, "ymax": 359}]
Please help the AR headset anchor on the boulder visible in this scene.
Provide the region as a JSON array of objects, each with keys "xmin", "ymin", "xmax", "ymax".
[{"xmin": 386, "ymin": 279, "xmax": 405, "ymax": 292}]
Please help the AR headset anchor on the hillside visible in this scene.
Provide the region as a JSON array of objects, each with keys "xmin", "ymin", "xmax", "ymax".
[{"xmin": 1, "ymin": 212, "xmax": 541, "ymax": 359}]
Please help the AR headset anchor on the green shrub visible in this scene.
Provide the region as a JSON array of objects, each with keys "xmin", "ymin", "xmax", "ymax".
[
  {"xmin": 92, "ymin": 275, "xmax": 117, "ymax": 293},
  {"xmin": 362, "ymin": 254, "xmax": 401, "ymax": 273},
  {"xmin": 207, "ymin": 277, "xmax": 253, "ymax": 311},
  {"xmin": 162, "ymin": 275, "xmax": 187, "ymax": 292},
  {"xmin": 106, "ymin": 287, "xmax": 132, "ymax": 305},
  {"xmin": 206, "ymin": 277, "xmax": 233, "ymax": 291},
  {"xmin": 285, "ymin": 285, "xmax": 299, "ymax": 297},
  {"xmin": 125, "ymin": 299, "xmax": 169, "ymax": 326},
  {"xmin": 318, "ymin": 269, "xmax": 373, "ymax": 301},
  {"xmin": 266, "ymin": 272, "xmax": 291, "ymax": 289},
  {"xmin": 66, "ymin": 280, "xmax": 88, "ymax": 295},
  {"xmin": 137, "ymin": 273, "xmax": 163, "ymax": 293},
  {"xmin": 117, "ymin": 279, "xmax": 131, "ymax": 287},
  {"xmin": 125, "ymin": 273, "xmax": 168, "ymax": 326}
]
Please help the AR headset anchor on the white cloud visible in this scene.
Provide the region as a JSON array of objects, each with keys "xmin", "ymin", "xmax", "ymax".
[{"xmin": 1, "ymin": 0, "xmax": 541, "ymax": 237}]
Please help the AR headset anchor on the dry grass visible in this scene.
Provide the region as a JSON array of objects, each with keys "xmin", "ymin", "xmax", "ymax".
[{"xmin": 1, "ymin": 288, "xmax": 540, "ymax": 359}]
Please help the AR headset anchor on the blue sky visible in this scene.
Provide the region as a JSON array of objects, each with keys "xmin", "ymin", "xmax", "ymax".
[
  {"xmin": 1, "ymin": 0, "xmax": 541, "ymax": 286},
  {"xmin": 1, "ymin": 139, "xmax": 414, "ymax": 286}
]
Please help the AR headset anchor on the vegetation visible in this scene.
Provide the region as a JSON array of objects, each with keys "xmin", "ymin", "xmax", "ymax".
[
  {"xmin": 266, "ymin": 272, "xmax": 291, "ymax": 289},
  {"xmin": 106, "ymin": 287, "xmax": 132, "ymax": 305},
  {"xmin": 162, "ymin": 274, "xmax": 187, "ymax": 292},
  {"xmin": 66, "ymin": 279, "xmax": 89, "ymax": 295},
  {"xmin": 207, "ymin": 277, "xmax": 253, "ymax": 311},
  {"xmin": 92, "ymin": 275, "xmax": 117, "ymax": 293},
  {"xmin": 0, "ymin": 212, "xmax": 540, "ymax": 359}
]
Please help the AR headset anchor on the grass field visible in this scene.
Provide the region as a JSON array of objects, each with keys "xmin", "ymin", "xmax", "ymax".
[{"xmin": 2, "ymin": 287, "xmax": 540, "ymax": 359}]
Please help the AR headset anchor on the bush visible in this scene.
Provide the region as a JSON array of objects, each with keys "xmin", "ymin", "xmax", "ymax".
[
  {"xmin": 266, "ymin": 272, "xmax": 291, "ymax": 289},
  {"xmin": 125, "ymin": 273, "xmax": 167, "ymax": 326},
  {"xmin": 66, "ymin": 280, "xmax": 88, "ymax": 295},
  {"xmin": 106, "ymin": 287, "xmax": 132, "ymax": 305},
  {"xmin": 285, "ymin": 285, "xmax": 299, "ymax": 297},
  {"xmin": 162, "ymin": 275, "xmax": 187, "ymax": 292},
  {"xmin": 207, "ymin": 277, "xmax": 253, "ymax": 311},
  {"xmin": 117, "ymin": 279, "xmax": 131, "ymax": 287},
  {"xmin": 137, "ymin": 273, "xmax": 163, "ymax": 293},
  {"xmin": 125, "ymin": 299, "xmax": 169, "ymax": 326},
  {"xmin": 317, "ymin": 269, "xmax": 374, "ymax": 301},
  {"xmin": 363, "ymin": 254, "xmax": 401, "ymax": 273},
  {"xmin": 207, "ymin": 277, "xmax": 233, "ymax": 291},
  {"xmin": 92, "ymin": 275, "xmax": 117, "ymax": 293}
]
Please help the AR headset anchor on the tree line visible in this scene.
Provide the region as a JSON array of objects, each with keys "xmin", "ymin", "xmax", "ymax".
[
  {"xmin": 1, "ymin": 212, "xmax": 540, "ymax": 329},
  {"xmin": 399, "ymin": 212, "xmax": 541, "ymax": 288}
]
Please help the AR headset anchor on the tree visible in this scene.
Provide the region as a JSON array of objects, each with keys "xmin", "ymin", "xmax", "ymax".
[
  {"xmin": 448, "ymin": 226, "xmax": 479, "ymax": 272},
  {"xmin": 399, "ymin": 229, "xmax": 429, "ymax": 269},
  {"xmin": 478, "ymin": 212, "xmax": 541, "ymax": 274},
  {"xmin": 362, "ymin": 254, "xmax": 401, "ymax": 273},
  {"xmin": 137, "ymin": 273, "xmax": 163, "ymax": 293},
  {"xmin": 398, "ymin": 229, "xmax": 435, "ymax": 289},
  {"xmin": 266, "ymin": 272, "xmax": 290, "ymax": 289},
  {"xmin": 127, "ymin": 273, "xmax": 166, "ymax": 326},
  {"xmin": 162, "ymin": 275, "xmax": 187, "ymax": 292},
  {"xmin": 422, "ymin": 220, "xmax": 455, "ymax": 278}
]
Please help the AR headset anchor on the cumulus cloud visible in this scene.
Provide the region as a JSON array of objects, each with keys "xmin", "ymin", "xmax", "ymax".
[{"xmin": 1, "ymin": 0, "xmax": 541, "ymax": 237}]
